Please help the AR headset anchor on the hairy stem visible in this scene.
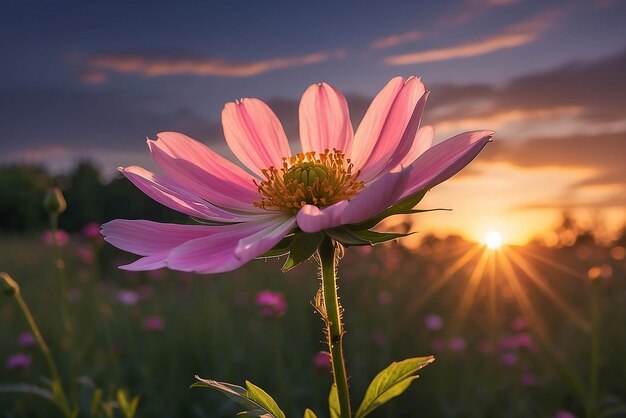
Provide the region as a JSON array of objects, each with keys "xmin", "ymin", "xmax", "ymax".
[{"xmin": 319, "ymin": 238, "xmax": 351, "ymax": 418}]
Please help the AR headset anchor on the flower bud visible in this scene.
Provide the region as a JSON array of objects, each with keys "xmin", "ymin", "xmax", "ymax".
[
  {"xmin": 0, "ymin": 272, "xmax": 20, "ymax": 297},
  {"xmin": 43, "ymin": 187, "xmax": 67, "ymax": 214}
]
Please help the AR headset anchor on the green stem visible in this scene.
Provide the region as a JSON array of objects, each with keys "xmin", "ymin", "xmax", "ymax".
[
  {"xmin": 319, "ymin": 238, "xmax": 351, "ymax": 418},
  {"xmin": 15, "ymin": 289, "xmax": 72, "ymax": 417},
  {"xmin": 49, "ymin": 213, "xmax": 72, "ymax": 332},
  {"xmin": 588, "ymin": 279, "xmax": 601, "ymax": 418}
]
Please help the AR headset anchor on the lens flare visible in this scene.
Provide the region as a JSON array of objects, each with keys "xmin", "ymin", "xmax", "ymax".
[{"xmin": 485, "ymin": 231, "xmax": 503, "ymax": 249}]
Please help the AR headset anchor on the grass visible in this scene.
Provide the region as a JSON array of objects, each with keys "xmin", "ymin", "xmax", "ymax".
[{"xmin": 1, "ymin": 233, "xmax": 625, "ymax": 418}]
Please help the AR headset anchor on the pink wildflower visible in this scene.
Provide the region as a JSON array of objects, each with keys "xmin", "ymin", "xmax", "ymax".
[
  {"xmin": 448, "ymin": 336, "xmax": 467, "ymax": 352},
  {"xmin": 74, "ymin": 245, "xmax": 94, "ymax": 264},
  {"xmin": 501, "ymin": 352, "xmax": 518, "ymax": 366},
  {"xmin": 101, "ymin": 77, "xmax": 493, "ymax": 273},
  {"xmin": 313, "ymin": 351, "xmax": 332, "ymax": 372},
  {"xmin": 6, "ymin": 353, "xmax": 31, "ymax": 371},
  {"xmin": 18, "ymin": 332, "xmax": 36, "ymax": 348},
  {"xmin": 42, "ymin": 230, "xmax": 69, "ymax": 246},
  {"xmin": 424, "ymin": 313, "xmax": 444, "ymax": 330},
  {"xmin": 82, "ymin": 222, "xmax": 102, "ymax": 240},
  {"xmin": 555, "ymin": 411, "xmax": 576, "ymax": 418},
  {"xmin": 143, "ymin": 315, "xmax": 166, "ymax": 332},
  {"xmin": 255, "ymin": 290, "xmax": 287, "ymax": 318},
  {"xmin": 521, "ymin": 372, "xmax": 537, "ymax": 386},
  {"xmin": 117, "ymin": 289, "xmax": 139, "ymax": 306},
  {"xmin": 500, "ymin": 332, "xmax": 535, "ymax": 351}
]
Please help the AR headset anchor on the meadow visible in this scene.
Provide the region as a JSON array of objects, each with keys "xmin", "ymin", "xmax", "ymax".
[{"xmin": 2, "ymin": 222, "xmax": 625, "ymax": 418}]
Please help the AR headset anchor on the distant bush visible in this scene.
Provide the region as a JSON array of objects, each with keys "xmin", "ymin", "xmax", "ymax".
[{"xmin": 0, "ymin": 161, "xmax": 186, "ymax": 232}]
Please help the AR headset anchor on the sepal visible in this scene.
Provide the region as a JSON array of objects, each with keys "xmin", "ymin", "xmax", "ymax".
[{"xmin": 325, "ymin": 226, "xmax": 411, "ymax": 247}]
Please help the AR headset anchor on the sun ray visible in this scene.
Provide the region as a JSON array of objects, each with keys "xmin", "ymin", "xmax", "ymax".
[
  {"xmin": 497, "ymin": 250, "xmax": 587, "ymax": 400},
  {"xmin": 398, "ymin": 244, "xmax": 483, "ymax": 327},
  {"xmin": 506, "ymin": 248, "xmax": 590, "ymax": 332},
  {"xmin": 515, "ymin": 246, "xmax": 587, "ymax": 280},
  {"xmin": 449, "ymin": 247, "xmax": 491, "ymax": 335}
]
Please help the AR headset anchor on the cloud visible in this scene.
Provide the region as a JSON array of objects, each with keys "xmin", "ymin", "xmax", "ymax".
[
  {"xmin": 384, "ymin": 9, "xmax": 562, "ymax": 65},
  {"xmin": 370, "ymin": 29, "xmax": 422, "ymax": 49},
  {"xmin": 437, "ymin": 0, "xmax": 522, "ymax": 28},
  {"xmin": 426, "ymin": 48, "xmax": 626, "ymax": 126},
  {"xmin": 483, "ymin": 131, "xmax": 626, "ymax": 189},
  {"xmin": 86, "ymin": 48, "xmax": 345, "ymax": 79}
]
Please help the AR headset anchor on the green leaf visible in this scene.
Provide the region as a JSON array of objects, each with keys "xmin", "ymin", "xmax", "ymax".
[
  {"xmin": 117, "ymin": 389, "xmax": 140, "ymax": 418},
  {"xmin": 245, "ymin": 381, "xmax": 286, "ymax": 418},
  {"xmin": 90, "ymin": 388, "xmax": 103, "ymax": 416},
  {"xmin": 192, "ymin": 376, "xmax": 284, "ymax": 418},
  {"xmin": 328, "ymin": 384, "xmax": 340, "ymax": 418},
  {"xmin": 349, "ymin": 189, "xmax": 429, "ymax": 230},
  {"xmin": 282, "ymin": 232, "xmax": 324, "ymax": 271},
  {"xmin": 303, "ymin": 408, "xmax": 319, "ymax": 418},
  {"xmin": 355, "ymin": 356, "xmax": 435, "ymax": 418},
  {"xmin": 325, "ymin": 227, "xmax": 410, "ymax": 247},
  {"xmin": 257, "ymin": 235, "xmax": 294, "ymax": 259}
]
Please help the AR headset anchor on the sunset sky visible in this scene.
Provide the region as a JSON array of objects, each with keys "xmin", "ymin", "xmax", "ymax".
[{"xmin": 2, "ymin": 0, "xmax": 625, "ymax": 244}]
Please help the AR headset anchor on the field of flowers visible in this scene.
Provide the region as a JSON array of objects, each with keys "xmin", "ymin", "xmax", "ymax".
[{"xmin": 1, "ymin": 224, "xmax": 625, "ymax": 418}]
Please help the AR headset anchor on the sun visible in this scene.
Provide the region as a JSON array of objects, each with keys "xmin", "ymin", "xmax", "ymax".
[{"xmin": 484, "ymin": 230, "xmax": 503, "ymax": 249}]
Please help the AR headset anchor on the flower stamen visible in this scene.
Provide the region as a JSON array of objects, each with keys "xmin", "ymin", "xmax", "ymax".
[{"xmin": 253, "ymin": 149, "xmax": 364, "ymax": 213}]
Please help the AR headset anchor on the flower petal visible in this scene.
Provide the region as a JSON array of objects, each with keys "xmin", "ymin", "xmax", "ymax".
[
  {"xmin": 102, "ymin": 219, "xmax": 224, "ymax": 271},
  {"xmin": 395, "ymin": 125, "xmax": 435, "ymax": 169},
  {"xmin": 119, "ymin": 253, "xmax": 169, "ymax": 271},
  {"xmin": 296, "ymin": 169, "xmax": 410, "ymax": 233},
  {"xmin": 148, "ymin": 132, "xmax": 261, "ymax": 212},
  {"xmin": 401, "ymin": 130, "xmax": 495, "ymax": 199},
  {"xmin": 101, "ymin": 219, "xmax": 220, "ymax": 256},
  {"xmin": 352, "ymin": 77, "xmax": 426, "ymax": 181},
  {"xmin": 296, "ymin": 201, "xmax": 349, "ymax": 233},
  {"xmin": 166, "ymin": 216, "xmax": 296, "ymax": 274},
  {"xmin": 222, "ymin": 98, "xmax": 291, "ymax": 175},
  {"xmin": 383, "ymin": 92, "xmax": 430, "ymax": 171},
  {"xmin": 120, "ymin": 166, "xmax": 260, "ymax": 222},
  {"xmin": 299, "ymin": 82, "xmax": 353, "ymax": 155}
]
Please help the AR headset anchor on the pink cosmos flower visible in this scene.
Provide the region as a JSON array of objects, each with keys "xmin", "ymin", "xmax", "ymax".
[
  {"xmin": 102, "ymin": 77, "xmax": 493, "ymax": 273},
  {"xmin": 6, "ymin": 353, "xmax": 31, "ymax": 371},
  {"xmin": 424, "ymin": 313, "xmax": 444, "ymax": 330},
  {"xmin": 143, "ymin": 315, "xmax": 166, "ymax": 332},
  {"xmin": 82, "ymin": 222, "xmax": 102, "ymax": 240},
  {"xmin": 555, "ymin": 411, "xmax": 576, "ymax": 418},
  {"xmin": 255, "ymin": 290, "xmax": 287, "ymax": 318},
  {"xmin": 117, "ymin": 289, "xmax": 140, "ymax": 306},
  {"xmin": 448, "ymin": 336, "xmax": 467, "ymax": 352},
  {"xmin": 18, "ymin": 331, "xmax": 36, "ymax": 348},
  {"xmin": 42, "ymin": 230, "xmax": 70, "ymax": 246},
  {"xmin": 313, "ymin": 351, "xmax": 332, "ymax": 372}
]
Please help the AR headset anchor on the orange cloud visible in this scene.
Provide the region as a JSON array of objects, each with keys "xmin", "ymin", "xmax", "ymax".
[
  {"xmin": 79, "ymin": 71, "xmax": 108, "ymax": 84},
  {"xmin": 385, "ymin": 9, "xmax": 563, "ymax": 65},
  {"xmin": 88, "ymin": 49, "xmax": 345, "ymax": 78},
  {"xmin": 370, "ymin": 29, "xmax": 422, "ymax": 49}
]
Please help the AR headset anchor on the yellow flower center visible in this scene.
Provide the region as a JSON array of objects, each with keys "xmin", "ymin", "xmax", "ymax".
[{"xmin": 253, "ymin": 149, "xmax": 365, "ymax": 213}]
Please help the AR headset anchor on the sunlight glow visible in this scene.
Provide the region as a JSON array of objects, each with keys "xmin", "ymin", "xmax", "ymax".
[{"xmin": 485, "ymin": 231, "xmax": 503, "ymax": 249}]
